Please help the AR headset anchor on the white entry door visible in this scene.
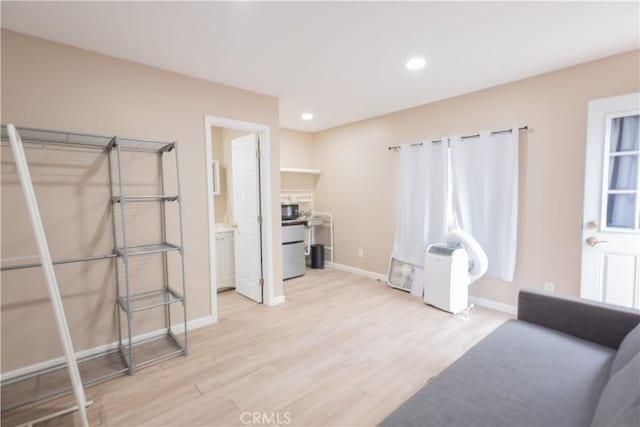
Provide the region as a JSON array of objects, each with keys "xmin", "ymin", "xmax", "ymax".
[
  {"xmin": 231, "ymin": 133, "xmax": 263, "ymax": 303},
  {"xmin": 581, "ymin": 92, "xmax": 640, "ymax": 309}
]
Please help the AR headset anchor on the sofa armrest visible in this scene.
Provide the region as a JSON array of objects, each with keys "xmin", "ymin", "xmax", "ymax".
[{"xmin": 517, "ymin": 288, "xmax": 640, "ymax": 349}]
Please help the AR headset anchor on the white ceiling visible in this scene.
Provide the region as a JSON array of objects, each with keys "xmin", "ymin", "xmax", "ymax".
[{"xmin": 2, "ymin": 2, "xmax": 639, "ymax": 132}]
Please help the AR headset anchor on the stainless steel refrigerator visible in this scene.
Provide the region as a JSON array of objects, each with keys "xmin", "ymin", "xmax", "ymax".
[{"xmin": 282, "ymin": 223, "xmax": 305, "ymax": 280}]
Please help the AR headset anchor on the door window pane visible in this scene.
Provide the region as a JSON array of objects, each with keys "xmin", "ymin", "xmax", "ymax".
[
  {"xmin": 606, "ymin": 193, "xmax": 636, "ymax": 229},
  {"xmin": 608, "ymin": 154, "xmax": 638, "ymax": 190},
  {"xmin": 609, "ymin": 115, "xmax": 639, "ymax": 152}
]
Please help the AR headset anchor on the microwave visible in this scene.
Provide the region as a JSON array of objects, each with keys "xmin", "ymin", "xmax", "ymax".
[{"xmin": 281, "ymin": 204, "xmax": 299, "ymax": 221}]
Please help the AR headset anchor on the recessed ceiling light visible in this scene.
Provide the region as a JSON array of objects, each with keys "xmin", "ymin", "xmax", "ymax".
[
  {"xmin": 406, "ymin": 57, "xmax": 426, "ymax": 70},
  {"xmin": 301, "ymin": 112, "xmax": 313, "ymax": 120}
]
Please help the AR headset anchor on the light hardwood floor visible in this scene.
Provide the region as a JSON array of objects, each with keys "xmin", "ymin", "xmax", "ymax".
[{"xmin": 3, "ymin": 268, "xmax": 510, "ymax": 426}]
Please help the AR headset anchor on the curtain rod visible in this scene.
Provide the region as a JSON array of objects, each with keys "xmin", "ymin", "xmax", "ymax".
[{"xmin": 387, "ymin": 126, "xmax": 529, "ymax": 151}]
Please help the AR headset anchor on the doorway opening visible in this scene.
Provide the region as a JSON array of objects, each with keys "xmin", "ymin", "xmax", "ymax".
[{"xmin": 204, "ymin": 116, "xmax": 276, "ymax": 321}]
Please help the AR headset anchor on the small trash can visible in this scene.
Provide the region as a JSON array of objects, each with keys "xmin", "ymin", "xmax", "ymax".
[{"xmin": 311, "ymin": 244, "xmax": 324, "ymax": 269}]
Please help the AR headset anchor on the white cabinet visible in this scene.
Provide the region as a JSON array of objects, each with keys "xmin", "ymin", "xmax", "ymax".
[{"xmin": 215, "ymin": 230, "xmax": 235, "ymax": 289}]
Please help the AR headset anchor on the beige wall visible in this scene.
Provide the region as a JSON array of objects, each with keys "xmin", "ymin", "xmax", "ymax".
[
  {"xmin": 312, "ymin": 50, "xmax": 640, "ymax": 307},
  {"xmin": 0, "ymin": 30, "xmax": 283, "ymax": 372},
  {"xmin": 280, "ymin": 128, "xmax": 318, "ymax": 191},
  {"xmin": 281, "ymin": 128, "xmax": 315, "ymax": 169}
]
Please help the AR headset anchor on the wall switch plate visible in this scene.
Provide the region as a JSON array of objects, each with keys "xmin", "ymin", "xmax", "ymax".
[
  {"xmin": 358, "ymin": 248, "xmax": 364, "ymax": 258},
  {"xmin": 544, "ymin": 282, "xmax": 556, "ymax": 292}
]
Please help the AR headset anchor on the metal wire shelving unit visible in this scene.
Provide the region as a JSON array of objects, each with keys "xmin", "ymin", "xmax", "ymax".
[{"xmin": 0, "ymin": 125, "xmax": 188, "ymax": 412}]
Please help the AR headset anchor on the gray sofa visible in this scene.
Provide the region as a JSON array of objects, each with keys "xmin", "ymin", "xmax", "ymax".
[{"xmin": 380, "ymin": 289, "xmax": 640, "ymax": 427}]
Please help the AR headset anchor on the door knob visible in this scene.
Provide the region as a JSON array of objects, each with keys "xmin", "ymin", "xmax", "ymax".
[
  {"xmin": 586, "ymin": 221, "xmax": 597, "ymax": 229},
  {"xmin": 586, "ymin": 236, "xmax": 608, "ymax": 247}
]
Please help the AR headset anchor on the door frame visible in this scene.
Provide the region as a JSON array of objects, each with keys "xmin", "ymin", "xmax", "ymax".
[{"xmin": 203, "ymin": 115, "xmax": 278, "ymax": 320}]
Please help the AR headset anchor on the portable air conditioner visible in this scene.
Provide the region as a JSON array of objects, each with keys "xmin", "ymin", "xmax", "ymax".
[{"xmin": 424, "ymin": 229, "xmax": 488, "ymax": 314}]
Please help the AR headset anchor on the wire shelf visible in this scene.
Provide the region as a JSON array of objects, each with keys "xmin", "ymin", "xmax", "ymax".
[
  {"xmin": 0, "ymin": 124, "xmax": 188, "ymax": 416},
  {"xmin": 0, "ymin": 253, "xmax": 116, "ymax": 272},
  {"xmin": 115, "ymin": 242, "xmax": 181, "ymax": 257},
  {"xmin": 1, "ymin": 125, "xmax": 174, "ymax": 153},
  {"xmin": 111, "ymin": 195, "xmax": 178, "ymax": 203},
  {"xmin": 1, "ymin": 350, "xmax": 127, "ymax": 413},
  {"xmin": 118, "ymin": 288, "xmax": 183, "ymax": 313},
  {"xmin": 1, "ymin": 332, "xmax": 186, "ymax": 413},
  {"xmin": 120, "ymin": 333, "xmax": 185, "ymax": 372}
]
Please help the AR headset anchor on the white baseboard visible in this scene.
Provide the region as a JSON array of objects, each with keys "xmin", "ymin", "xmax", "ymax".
[
  {"xmin": 174, "ymin": 314, "xmax": 217, "ymax": 332},
  {"xmin": 329, "ymin": 262, "xmax": 516, "ymax": 316},
  {"xmin": 330, "ymin": 262, "xmax": 387, "ymax": 283},
  {"xmin": 1, "ymin": 314, "xmax": 217, "ymax": 383},
  {"xmin": 267, "ymin": 294, "xmax": 285, "ymax": 306},
  {"xmin": 469, "ymin": 296, "xmax": 517, "ymax": 316}
]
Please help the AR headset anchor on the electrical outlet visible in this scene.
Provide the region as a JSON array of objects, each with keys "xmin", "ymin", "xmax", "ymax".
[
  {"xmin": 543, "ymin": 282, "xmax": 556, "ymax": 293},
  {"xmin": 358, "ymin": 248, "xmax": 364, "ymax": 258}
]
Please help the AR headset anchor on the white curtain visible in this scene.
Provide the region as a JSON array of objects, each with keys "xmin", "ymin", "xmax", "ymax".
[
  {"xmin": 450, "ymin": 129, "xmax": 519, "ymax": 282},
  {"xmin": 392, "ymin": 143, "xmax": 448, "ymax": 267}
]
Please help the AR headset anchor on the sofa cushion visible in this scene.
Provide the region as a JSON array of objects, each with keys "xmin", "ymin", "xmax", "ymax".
[
  {"xmin": 379, "ymin": 319, "xmax": 615, "ymax": 427},
  {"xmin": 591, "ymin": 353, "xmax": 640, "ymax": 427},
  {"xmin": 609, "ymin": 323, "xmax": 640, "ymax": 378}
]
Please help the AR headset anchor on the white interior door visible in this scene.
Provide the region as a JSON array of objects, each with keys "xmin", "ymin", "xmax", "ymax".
[
  {"xmin": 581, "ymin": 93, "xmax": 640, "ymax": 309},
  {"xmin": 231, "ymin": 133, "xmax": 263, "ymax": 303}
]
